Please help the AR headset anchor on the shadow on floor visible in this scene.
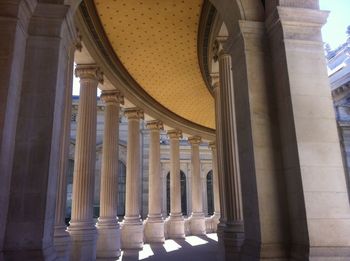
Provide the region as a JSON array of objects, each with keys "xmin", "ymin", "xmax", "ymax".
[{"xmin": 119, "ymin": 234, "xmax": 220, "ymax": 261}]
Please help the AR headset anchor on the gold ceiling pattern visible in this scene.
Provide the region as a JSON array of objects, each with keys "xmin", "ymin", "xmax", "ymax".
[{"xmin": 94, "ymin": 0, "xmax": 215, "ymax": 129}]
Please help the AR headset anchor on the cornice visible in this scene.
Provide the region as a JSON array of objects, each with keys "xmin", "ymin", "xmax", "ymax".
[
  {"xmin": 197, "ymin": 0, "xmax": 217, "ymax": 96},
  {"xmin": 75, "ymin": 0, "xmax": 215, "ymax": 140}
]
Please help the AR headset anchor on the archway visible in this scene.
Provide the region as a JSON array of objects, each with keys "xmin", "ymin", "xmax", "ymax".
[
  {"xmin": 117, "ymin": 161, "xmax": 126, "ymax": 217},
  {"xmin": 206, "ymin": 170, "xmax": 214, "ymax": 216},
  {"xmin": 166, "ymin": 171, "xmax": 187, "ymax": 216}
]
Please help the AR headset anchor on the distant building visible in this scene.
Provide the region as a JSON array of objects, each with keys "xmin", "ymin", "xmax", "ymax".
[{"xmin": 327, "ymin": 31, "xmax": 350, "ymax": 183}]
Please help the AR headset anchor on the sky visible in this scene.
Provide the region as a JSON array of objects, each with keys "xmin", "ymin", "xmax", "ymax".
[
  {"xmin": 319, "ymin": 0, "xmax": 350, "ymax": 49},
  {"xmin": 72, "ymin": 1, "xmax": 350, "ymax": 96}
]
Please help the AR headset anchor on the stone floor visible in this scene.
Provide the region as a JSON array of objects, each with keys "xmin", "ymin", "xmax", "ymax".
[{"xmin": 118, "ymin": 233, "xmax": 220, "ymax": 261}]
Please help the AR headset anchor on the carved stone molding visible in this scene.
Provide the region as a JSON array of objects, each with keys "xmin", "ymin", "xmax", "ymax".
[
  {"xmin": 188, "ymin": 136, "xmax": 202, "ymax": 145},
  {"xmin": 100, "ymin": 90, "xmax": 124, "ymax": 105},
  {"xmin": 208, "ymin": 141, "xmax": 216, "ymax": 150},
  {"xmin": 124, "ymin": 107, "xmax": 144, "ymax": 120},
  {"xmin": 75, "ymin": 64, "xmax": 104, "ymax": 83},
  {"xmin": 145, "ymin": 120, "xmax": 164, "ymax": 131},
  {"xmin": 167, "ymin": 129, "xmax": 182, "ymax": 140}
]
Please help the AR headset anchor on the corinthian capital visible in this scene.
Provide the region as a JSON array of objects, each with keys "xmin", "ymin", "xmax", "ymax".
[
  {"xmin": 188, "ymin": 136, "xmax": 202, "ymax": 145},
  {"xmin": 100, "ymin": 90, "xmax": 124, "ymax": 105},
  {"xmin": 124, "ymin": 107, "xmax": 144, "ymax": 120},
  {"xmin": 75, "ymin": 64, "xmax": 104, "ymax": 83},
  {"xmin": 146, "ymin": 120, "xmax": 164, "ymax": 131}
]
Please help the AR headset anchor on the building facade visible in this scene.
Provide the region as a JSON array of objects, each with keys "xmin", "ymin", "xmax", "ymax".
[{"xmin": 1, "ymin": 1, "xmax": 350, "ymax": 261}]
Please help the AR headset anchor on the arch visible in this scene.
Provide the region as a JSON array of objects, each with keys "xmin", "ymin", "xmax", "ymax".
[
  {"xmin": 166, "ymin": 170, "xmax": 187, "ymax": 216},
  {"xmin": 206, "ymin": 170, "xmax": 214, "ymax": 216},
  {"xmin": 208, "ymin": 0, "xmax": 264, "ymax": 36},
  {"xmin": 117, "ymin": 160, "xmax": 126, "ymax": 217}
]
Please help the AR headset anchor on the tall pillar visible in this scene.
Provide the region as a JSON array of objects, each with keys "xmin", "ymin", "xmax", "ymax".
[
  {"xmin": 188, "ymin": 136, "xmax": 205, "ymax": 235},
  {"xmin": 211, "ymin": 75, "xmax": 227, "ymax": 237},
  {"xmin": 166, "ymin": 129, "xmax": 185, "ymax": 239},
  {"xmin": 0, "ymin": 2, "xmax": 33, "ymax": 254},
  {"xmin": 217, "ymin": 39, "xmax": 244, "ymax": 257},
  {"xmin": 225, "ymin": 22, "xmax": 289, "ymax": 259},
  {"xmin": 2, "ymin": 3, "xmax": 77, "ymax": 259},
  {"xmin": 121, "ymin": 108, "xmax": 144, "ymax": 249},
  {"xmin": 53, "ymin": 44, "xmax": 76, "ymax": 259},
  {"xmin": 68, "ymin": 64, "xmax": 102, "ymax": 261},
  {"xmin": 267, "ymin": 5, "xmax": 350, "ymax": 259},
  {"xmin": 209, "ymin": 141, "xmax": 220, "ymax": 230},
  {"xmin": 144, "ymin": 120, "xmax": 165, "ymax": 243},
  {"xmin": 96, "ymin": 91, "xmax": 124, "ymax": 259}
]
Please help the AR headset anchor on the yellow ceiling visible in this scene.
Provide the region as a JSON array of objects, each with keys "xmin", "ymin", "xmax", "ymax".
[{"xmin": 94, "ymin": 0, "xmax": 215, "ymax": 129}]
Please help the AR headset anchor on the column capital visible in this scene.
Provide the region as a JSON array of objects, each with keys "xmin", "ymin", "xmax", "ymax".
[
  {"xmin": 167, "ymin": 129, "xmax": 182, "ymax": 139},
  {"xmin": 213, "ymin": 37, "xmax": 228, "ymax": 61},
  {"xmin": 124, "ymin": 107, "xmax": 144, "ymax": 120},
  {"xmin": 208, "ymin": 141, "xmax": 216, "ymax": 150},
  {"xmin": 100, "ymin": 90, "xmax": 124, "ymax": 105},
  {"xmin": 146, "ymin": 120, "xmax": 163, "ymax": 131},
  {"xmin": 188, "ymin": 136, "xmax": 202, "ymax": 145},
  {"xmin": 210, "ymin": 74, "xmax": 220, "ymax": 91},
  {"xmin": 75, "ymin": 64, "xmax": 104, "ymax": 83}
]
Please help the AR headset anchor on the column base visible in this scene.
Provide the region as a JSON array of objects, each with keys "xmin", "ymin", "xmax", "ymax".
[
  {"xmin": 68, "ymin": 221, "xmax": 97, "ymax": 261},
  {"xmin": 188, "ymin": 212, "xmax": 206, "ymax": 235},
  {"xmin": 54, "ymin": 225, "xmax": 71, "ymax": 261},
  {"xmin": 1, "ymin": 246, "xmax": 57, "ymax": 261},
  {"xmin": 241, "ymin": 240, "xmax": 288, "ymax": 261},
  {"xmin": 290, "ymin": 245, "xmax": 350, "ymax": 261},
  {"xmin": 165, "ymin": 213, "xmax": 185, "ymax": 239},
  {"xmin": 121, "ymin": 217, "xmax": 143, "ymax": 249},
  {"xmin": 221, "ymin": 222, "xmax": 244, "ymax": 260},
  {"xmin": 144, "ymin": 215, "xmax": 165, "ymax": 243},
  {"xmin": 205, "ymin": 212, "xmax": 220, "ymax": 233},
  {"xmin": 96, "ymin": 218, "xmax": 121, "ymax": 259}
]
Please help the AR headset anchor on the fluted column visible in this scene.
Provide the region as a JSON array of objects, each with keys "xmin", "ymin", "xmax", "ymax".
[
  {"xmin": 68, "ymin": 64, "xmax": 103, "ymax": 261},
  {"xmin": 166, "ymin": 129, "xmax": 185, "ymax": 238},
  {"xmin": 188, "ymin": 136, "xmax": 205, "ymax": 235},
  {"xmin": 209, "ymin": 141, "xmax": 220, "ymax": 230},
  {"xmin": 121, "ymin": 108, "xmax": 144, "ymax": 249},
  {"xmin": 96, "ymin": 91, "xmax": 124, "ymax": 259},
  {"xmin": 217, "ymin": 40, "xmax": 244, "ymax": 255},
  {"xmin": 144, "ymin": 120, "xmax": 165, "ymax": 243},
  {"xmin": 53, "ymin": 45, "xmax": 75, "ymax": 259},
  {"xmin": 212, "ymin": 76, "xmax": 227, "ymax": 239}
]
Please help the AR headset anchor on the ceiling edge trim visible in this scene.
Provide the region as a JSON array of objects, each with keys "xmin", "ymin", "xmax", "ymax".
[
  {"xmin": 76, "ymin": 0, "xmax": 216, "ymax": 140},
  {"xmin": 198, "ymin": 0, "xmax": 217, "ymax": 95}
]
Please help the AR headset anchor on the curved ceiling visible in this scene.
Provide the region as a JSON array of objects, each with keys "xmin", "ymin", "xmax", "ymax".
[{"xmin": 93, "ymin": 0, "xmax": 215, "ymax": 129}]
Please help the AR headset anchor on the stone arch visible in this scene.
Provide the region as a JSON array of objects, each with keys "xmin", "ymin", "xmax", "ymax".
[
  {"xmin": 208, "ymin": 0, "xmax": 264, "ymax": 36},
  {"xmin": 166, "ymin": 170, "xmax": 187, "ymax": 216},
  {"xmin": 117, "ymin": 160, "xmax": 126, "ymax": 217},
  {"xmin": 206, "ymin": 170, "xmax": 214, "ymax": 216}
]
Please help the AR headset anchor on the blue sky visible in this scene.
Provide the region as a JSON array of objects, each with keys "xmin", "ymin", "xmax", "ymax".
[{"xmin": 320, "ymin": 0, "xmax": 350, "ymax": 49}]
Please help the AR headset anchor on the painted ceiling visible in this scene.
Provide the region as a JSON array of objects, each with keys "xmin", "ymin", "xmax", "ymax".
[{"xmin": 94, "ymin": 0, "xmax": 215, "ymax": 129}]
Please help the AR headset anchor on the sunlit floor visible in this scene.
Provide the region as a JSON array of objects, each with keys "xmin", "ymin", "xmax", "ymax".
[{"xmin": 118, "ymin": 233, "xmax": 220, "ymax": 261}]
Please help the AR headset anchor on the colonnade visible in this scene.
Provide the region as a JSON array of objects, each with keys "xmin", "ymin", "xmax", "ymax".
[{"xmin": 51, "ymin": 64, "xmax": 222, "ymax": 260}]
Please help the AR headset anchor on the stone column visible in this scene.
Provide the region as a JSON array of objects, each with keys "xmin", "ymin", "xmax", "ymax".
[
  {"xmin": 266, "ymin": 5, "xmax": 350, "ymax": 259},
  {"xmin": 96, "ymin": 91, "xmax": 124, "ymax": 259},
  {"xmin": 188, "ymin": 136, "xmax": 205, "ymax": 235},
  {"xmin": 68, "ymin": 65, "xmax": 103, "ymax": 261},
  {"xmin": 2, "ymin": 3, "xmax": 77, "ymax": 259},
  {"xmin": 166, "ymin": 129, "xmax": 185, "ymax": 239},
  {"xmin": 144, "ymin": 120, "xmax": 165, "ymax": 243},
  {"xmin": 217, "ymin": 39, "xmax": 244, "ymax": 255},
  {"xmin": 225, "ymin": 22, "xmax": 289, "ymax": 259},
  {"xmin": 209, "ymin": 142, "xmax": 220, "ymax": 230},
  {"xmin": 53, "ymin": 45, "xmax": 76, "ymax": 259},
  {"xmin": 121, "ymin": 108, "xmax": 144, "ymax": 249},
  {"xmin": 211, "ymin": 75, "xmax": 227, "ymax": 236},
  {"xmin": 0, "ymin": 2, "xmax": 33, "ymax": 253}
]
